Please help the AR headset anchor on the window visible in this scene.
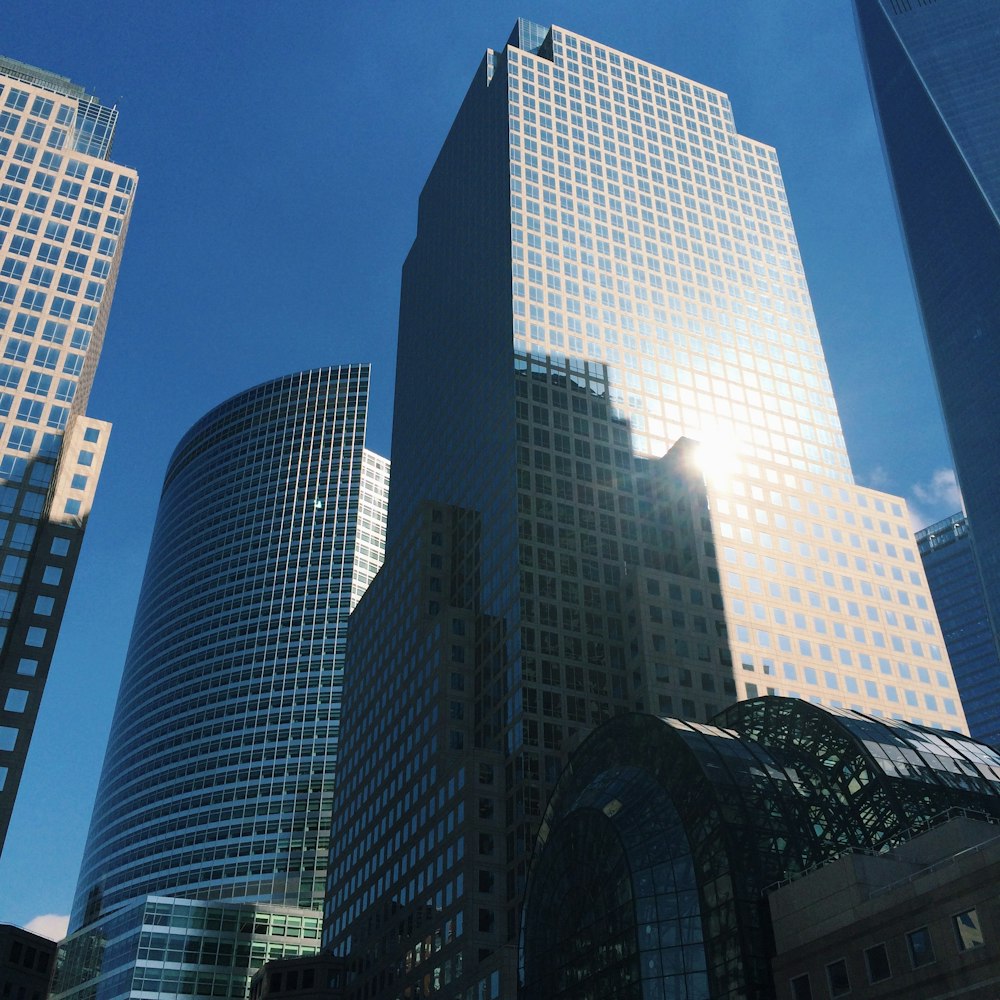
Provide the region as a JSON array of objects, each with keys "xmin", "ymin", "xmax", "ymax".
[
  {"xmin": 29, "ymin": 265, "xmax": 54, "ymax": 287},
  {"xmin": 42, "ymin": 320, "xmax": 66, "ymax": 344},
  {"xmin": 1, "ymin": 555, "xmax": 26, "ymax": 583},
  {"xmin": 49, "ymin": 297, "xmax": 73, "ymax": 320},
  {"xmin": 826, "ymin": 959, "xmax": 850, "ymax": 996},
  {"xmin": 47, "ymin": 405, "xmax": 68, "ymax": 430},
  {"xmin": 31, "ymin": 97, "xmax": 54, "ymax": 119},
  {"xmin": 34, "ymin": 346, "xmax": 59, "ymax": 370},
  {"xmin": 4, "ymin": 689, "xmax": 28, "ymax": 713},
  {"xmin": 864, "ymin": 943, "xmax": 891, "ymax": 983},
  {"xmin": 8, "ymin": 426, "xmax": 35, "ymax": 452},
  {"xmin": 954, "ymin": 908, "xmax": 984, "ymax": 951},
  {"xmin": 16, "ymin": 400, "xmax": 43, "ymax": 424},
  {"xmin": 789, "ymin": 974, "xmax": 811, "ymax": 1000},
  {"xmin": 21, "ymin": 120, "xmax": 44, "ymax": 142},
  {"xmin": 25, "ymin": 625, "xmax": 46, "ymax": 647},
  {"xmin": 55, "ymin": 378, "xmax": 76, "ymax": 402},
  {"xmin": 907, "ymin": 926, "xmax": 935, "ymax": 968},
  {"xmin": 25, "ymin": 372, "xmax": 52, "ymax": 396},
  {"xmin": 26, "ymin": 194, "xmax": 50, "ymax": 217},
  {"xmin": 4, "ymin": 338, "xmax": 28, "ymax": 361},
  {"xmin": 21, "ymin": 289, "xmax": 45, "ymax": 312},
  {"xmin": 57, "ymin": 273, "xmax": 81, "ymax": 295}
]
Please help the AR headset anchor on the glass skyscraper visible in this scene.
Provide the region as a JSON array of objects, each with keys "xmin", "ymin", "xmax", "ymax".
[
  {"xmin": 0, "ymin": 58, "xmax": 136, "ymax": 852},
  {"xmin": 917, "ymin": 513, "xmax": 1000, "ymax": 746},
  {"xmin": 853, "ymin": 0, "xmax": 1000, "ymax": 732},
  {"xmin": 54, "ymin": 367, "xmax": 388, "ymax": 1000},
  {"xmin": 324, "ymin": 21, "xmax": 969, "ymax": 1000}
]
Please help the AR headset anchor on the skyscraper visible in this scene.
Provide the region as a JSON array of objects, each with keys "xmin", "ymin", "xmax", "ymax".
[
  {"xmin": 917, "ymin": 513, "xmax": 1000, "ymax": 745},
  {"xmin": 53, "ymin": 367, "xmax": 388, "ymax": 1000},
  {"xmin": 852, "ymin": 0, "xmax": 1000, "ymax": 724},
  {"xmin": 0, "ymin": 57, "xmax": 137, "ymax": 852},
  {"xmin": 325, "ymin": 21, "xmax": 969, "ymax": 999}
]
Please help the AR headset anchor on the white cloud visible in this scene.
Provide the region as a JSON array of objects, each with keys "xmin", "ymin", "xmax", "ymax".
[
  {"xmin": 908, "ymin": 467, "xmax": 963, "ymax": 531},
  {"xmin": 24, "ymin": 913, "xmax": 68, "ymax": 941},
  {"xmin": 912, "ymin": 467, "xmax": 963, "ymax": 509},
  {"xmin": 865, "ymin": 464, "xmax": 891, "ymax": 489}
]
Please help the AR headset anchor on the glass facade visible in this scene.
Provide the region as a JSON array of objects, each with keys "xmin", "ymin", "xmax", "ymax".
[
  {"xmin": 917, "ymin": 513, "xmax": 1000, "ymax": 745},
  {"xmin": 0, "ymin": 56, "xmax": 136, "ymax": 852},
  {"xmin": 52, "ymin": 897, "xmax": 321, "ymax": 1000},
  {"xmin": 520, "ymin": 698, "xmax": 1000, "ymax": 999},
  {"xmin": 60, "ymin": 367, "xmax": 388, "ymax": 1000},
  {"xmin": 325, "ymin": 21, "xmax": 967, "ymax": 999},
  {"xmin": 853, "ymin": 1, "xmax": 1000, "ymax": 722}
]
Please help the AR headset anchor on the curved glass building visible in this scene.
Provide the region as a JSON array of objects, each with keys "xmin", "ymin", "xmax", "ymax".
[
  {"xmin": 54, "ymin": 367, "xmax": 388, "ymax": 1000},
  {"xmin": 520, "ymin": 698, "xmax": 1000, "ymax": 999}
]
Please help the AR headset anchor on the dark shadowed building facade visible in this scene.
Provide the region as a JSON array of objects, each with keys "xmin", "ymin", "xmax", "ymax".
[
  {"xmin": 853, "ymin": 0, "xmax": 1000, "ymax": 737},
  {"xmin": 917, "ymin": 513, "xmax": 1000, "ymax": 745},
  {"xmin": 520, "ymin": 697, "xmax": 1000, "ymax": 999}
]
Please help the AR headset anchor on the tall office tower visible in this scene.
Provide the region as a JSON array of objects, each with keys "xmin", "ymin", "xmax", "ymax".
[
  {"xmin": 853, "ymin": 2, "xmax": 1000, "ymax": 717},
  {"xmin": 52, "ymin": 368, "xmax": 389, "ymax": 1000},
  {"xmin": 0, "ymin": 58, "xmax": 136, "ymax": 852},
  {"xmin": 917, "ymin": 513, "xmax": 1000, "ymax": 745},
  {"xmin": 325, "ymin": 22, "xmax": 968, "ymax": 999}
]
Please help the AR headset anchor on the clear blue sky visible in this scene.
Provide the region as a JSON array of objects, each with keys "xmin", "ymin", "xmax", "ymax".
[{"xmin": 0, "ymin": 1, "xmax": 959, "ymax": 930}]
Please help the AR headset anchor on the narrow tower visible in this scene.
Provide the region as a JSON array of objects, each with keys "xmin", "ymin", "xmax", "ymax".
[{"xmin": 0, "ymin": 57, "xmax": 137, "ymax": 852}]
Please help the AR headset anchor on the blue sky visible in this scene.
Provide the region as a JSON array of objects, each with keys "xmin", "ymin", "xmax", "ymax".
[{"xmin": 0, "ymin": 1, "xmax": 960, "ymax": 932}]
